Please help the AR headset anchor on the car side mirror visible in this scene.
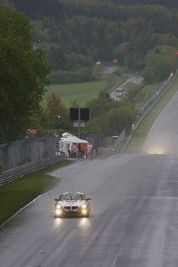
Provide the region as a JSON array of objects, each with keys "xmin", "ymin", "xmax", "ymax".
[
  {"xmin": 87, "ymin": 198, "xmax": 91, "ymax": 201},
  {"xmin": 54, "ymin": 198, "xmax": 59, "ymax": 202}
]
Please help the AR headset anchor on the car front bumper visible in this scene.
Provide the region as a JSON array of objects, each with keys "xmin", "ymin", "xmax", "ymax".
[{"xmin": 54, "ymin": 207, "xmax": 89, "ymax": 217}]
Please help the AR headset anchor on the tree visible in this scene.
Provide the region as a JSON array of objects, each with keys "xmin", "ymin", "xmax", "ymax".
[
  {"xmin": 45, "ymin": 92, "xmax": 68, "ymax": 130},
  {"xmin": 106, "ymin": 73, "xmax": 115, "ymax": 90},
  {"xmin": 141, "ymin": 67, "xmax": 155, "ymax": 84},
  {"xmin": 143, "ymin": 45, "xmax": 177, "ymax": 83},
  {"xmin": 93, "ymin": 63, "xmax": 104, "ymax": 80},
  {"xmin": 28, "ymin": 105, "xmax": 51, "ymax": 136},
  {"xmin": 85, "ymin": 89, "xmax": 114, "ymax": 119},
  {"xmin": 70, "ymin": 99, "xmax": 80, "ymax": 107},
  {"xmin": 46, "ymin": 43, "xmax": 66, "ymax": 71},
  {"xmin": 112, "ymin": 43, "xmax": 128, "ymax": 64},
  {"xmin": 154, "ymin": 56, "xmax": 175, "ymax": 82},
  {"xmin": 84, "ymin": 117, "xmax": 102, "ymax": 135},
  {"xmin": 125, "ymin": 84, "xmax": 146, "ymax": 104},
  {"xmin": 84, "ymin": 87, "xmax": 137, "ymax": 137},
  {"xmin": 107, "ymin": 105, "xmax": 137, "ymax": 136},
  {"xmin": 0, "ymin": 6, "xmax": 50, "ymax": 143}
]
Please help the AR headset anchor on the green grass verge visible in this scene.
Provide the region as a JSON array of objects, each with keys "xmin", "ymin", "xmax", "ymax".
[
  {"xmin": 0, "ymin": 160, "xmax": 74, "ymax": 226},
  {"xmin": 135, "ymin": 81, "xmax": 164, "ymax": 110},
  {"xmin": 124, "ymin": 74, "xmax": 178, "ymax": 154},
  {"xmin": 44, "ymin": 75, "xmax": 124, "ymax": 107}
]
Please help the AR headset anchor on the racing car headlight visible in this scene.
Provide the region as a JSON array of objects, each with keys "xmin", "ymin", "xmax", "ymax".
[
  {"xmin": 56, "ymin": 209, "xmax": 61, "ymax": 215},
  {"xmin": 82, "ymin": 209, "xmax": 87, "ymax": 214},
  {"xmin": 56, "ymin": 204, "xmax": 61, "ymax": 209},
  {"xmin": 81, "ymin": 203, "xmax": 87, "ymax": 209}
]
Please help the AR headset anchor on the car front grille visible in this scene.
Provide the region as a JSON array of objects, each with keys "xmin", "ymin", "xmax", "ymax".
[
  {"xmin": 64, "ymin": 206, "xmax": 78, "ymax": 210},
  {"xmin": 72, "ymin": 206, "xmax": 78, "ymax": 209}
]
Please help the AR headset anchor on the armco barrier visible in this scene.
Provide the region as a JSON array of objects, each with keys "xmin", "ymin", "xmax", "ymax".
[
  {"xmin": 0, "ymin": 136, "xmax": 61, "ymax": 172},
  {"xmin": 120, "ymin": 69, "xmax": 178, "ymax": 153},
  {"xmin": 0, "ymin": 154, "xmax": 65, "ymax": 186}
]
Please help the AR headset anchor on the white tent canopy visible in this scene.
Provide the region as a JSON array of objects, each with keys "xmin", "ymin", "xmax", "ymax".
[
  {"xmin": 59, "ymin": 133, "xmax": 88, "ymax": 157},
  {"xmin": 62, "ymin": 132, "xmax": 72, "ymax": 138},
  {"xmin": 60, "ymin": 136, "xmax": 88, "ymax": 144}
]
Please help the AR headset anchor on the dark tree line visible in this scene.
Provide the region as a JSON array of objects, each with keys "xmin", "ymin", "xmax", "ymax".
[
  {"xmin": 9, "ymin": 0, "xmax": 64, "ymax": 19},
  {"xmin": 6, "ymin": 0, "xmax": 178, "ymax": 85},
  {"xmin": 97, "ymin": 0, "xmax": 178, "ymax": 11},
  {"xmin": 1, "ymin": 1, "xmax": 177, "ymax": 142}
]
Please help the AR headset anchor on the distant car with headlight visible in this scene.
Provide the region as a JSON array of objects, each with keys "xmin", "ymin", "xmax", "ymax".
[{"xmin": 54, "ymin": 192, "xmax": 91, "ymax": 218}]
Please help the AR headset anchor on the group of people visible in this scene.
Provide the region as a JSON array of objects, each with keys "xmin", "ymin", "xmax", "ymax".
[{"xmin": 70, "ymin": 143, "xmax": 93, "ymax": 158}]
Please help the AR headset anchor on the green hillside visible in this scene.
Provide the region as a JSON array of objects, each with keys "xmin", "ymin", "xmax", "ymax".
[{"xmin": 9, "ymin": 0, "xmax": 178, "ymax": 85}]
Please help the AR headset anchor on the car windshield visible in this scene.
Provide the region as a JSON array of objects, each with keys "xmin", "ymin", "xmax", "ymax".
[{"xmin": 60, "ymin": 194, "xmax": 84, "ymax": 201}]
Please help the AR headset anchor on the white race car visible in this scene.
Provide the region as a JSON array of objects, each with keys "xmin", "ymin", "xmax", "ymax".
[{"xmin": 54, "ymin": 192, "xmax": 91, "ymax": 218}]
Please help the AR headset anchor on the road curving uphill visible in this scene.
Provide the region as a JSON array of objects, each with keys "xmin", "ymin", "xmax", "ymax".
[{"xmin": 123, "ymin": 72, "xmax": 178, "ymax": 154}]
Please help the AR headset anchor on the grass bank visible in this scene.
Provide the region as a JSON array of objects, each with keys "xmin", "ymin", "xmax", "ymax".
[
  {"xmin": 0, "ymin": 160, "xmax": 73, "ymax": 226},
  {"xmin": 44, "ymin": 75, "xmax": 124, "ymax": 107},
  {"xmin": 124, "ymin": 74, "xmax": 178, "ymax": 154}
]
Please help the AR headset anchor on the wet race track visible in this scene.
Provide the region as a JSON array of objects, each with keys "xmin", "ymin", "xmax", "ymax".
[{"xmin": 1, "ymin": 92, "xmax": 178, "ymax": 267}]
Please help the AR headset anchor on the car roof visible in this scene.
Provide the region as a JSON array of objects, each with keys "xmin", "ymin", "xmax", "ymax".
[{"xmin": 61, "ymin": 192, "xmax": 84, "ymax": 195}]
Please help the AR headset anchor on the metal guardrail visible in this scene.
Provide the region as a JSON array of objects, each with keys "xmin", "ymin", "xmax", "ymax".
[
  {"xmin": 0, "ymin": 154, "xmax": 65, "ymax": 186},
  {"xmin": 0, "ymin": 136, "xmax": 60, "ymax": 172},
  {"xmin": 1, "ymin": 72, "xmax": 176, "ymax": 184},
  {"xmin": 121, "ymin": 69, "xmax": 178, "ymax": 153},
  {"xmin": 137, "ymin": 72, "xmax": 175, "ymax": 115}
]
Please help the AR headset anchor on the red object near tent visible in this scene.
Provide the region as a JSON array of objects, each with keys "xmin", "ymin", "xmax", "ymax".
[
  {"xmin": 172, "ymin": 50, "xmax": 178, "ymax": 56},
  {"xmin": 29, "ymin": 129, "xmax": 37, "ymax": 135}
]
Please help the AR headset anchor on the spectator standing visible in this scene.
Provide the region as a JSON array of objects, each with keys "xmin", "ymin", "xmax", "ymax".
[
  {"xmin": 71, "ymin": 143, "xmax": 77, "ymax": 158},
  {"xmin": 89, "ymin": 143, "xmax": 93, "ymax": 160},
  {"xmin": 86, "ymin": 143, "xmax": 92, "ymax": 158},
  {"xmin": 80, "ymin": 143, "xmax": 85, "ymax": 158},
  {"xmin": 78, "ymin": 144, "xmax": 81, "ymax": 158}
]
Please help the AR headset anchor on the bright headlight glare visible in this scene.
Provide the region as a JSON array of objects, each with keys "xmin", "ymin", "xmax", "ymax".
[
  {"xmin": 56, "ymin": 210, "xmax": 61, "ymax": 215},
  {"xmin": 81, "ymin": 203, "xmax": 87, "ymax": 209},
  {"xmin": 56, "ymin": 204, "xmax": 61, "ymax": 209},
  {"xmin": 82, "ymin": 209, "xmax": 87, "ymax": 214}
]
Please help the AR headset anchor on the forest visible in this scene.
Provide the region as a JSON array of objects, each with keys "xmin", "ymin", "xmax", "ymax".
[
  {"xmin": 1, "ymin": 0, "xmax": 178, "ymax": 143},
  {"xmin": 7, "ymin": 0, "xmax": 178, "ymax": 84}
]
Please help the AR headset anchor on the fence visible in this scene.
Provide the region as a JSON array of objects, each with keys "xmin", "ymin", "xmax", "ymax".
[
  {"xmin": 120, "ymin": 69, "xmax": 178, "ymax": 153},
  {"xmin": 0, "ymin": 154, "xmax": 65, "ymax": 186},
  {"xmin": 0, "ymin": 70, "xmax": 176, "ymax": 177},
  {"xmin": 0, "ymin": 136, "xmax": 60, "ymax": 172},
  {"xmin": 137, "ymin": 72, "xmax": 176, "ymax": 115}
]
